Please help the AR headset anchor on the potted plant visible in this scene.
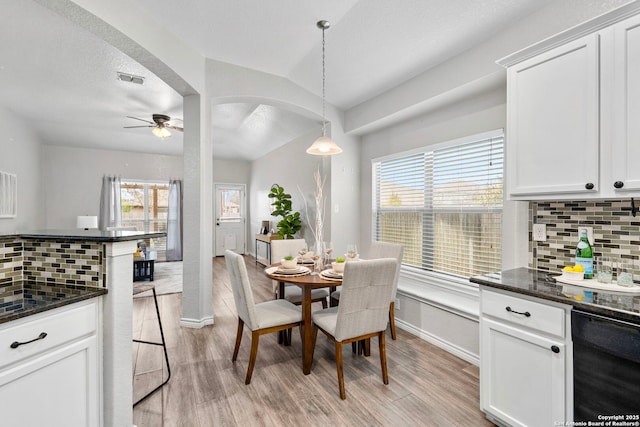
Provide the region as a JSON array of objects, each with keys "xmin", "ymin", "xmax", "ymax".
[
  {"xmin": 281, "ymin": 255, "xmax": 298, "ymax": 269},
  {"xmin": 332, "ymin": 256, "xmax": 346, "ymax": 273},
  {"xmin": 268, "ymin": 184, "xmax": 302, "ymax": 239}
]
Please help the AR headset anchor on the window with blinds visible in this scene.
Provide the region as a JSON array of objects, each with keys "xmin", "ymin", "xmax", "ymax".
[{"xmin": 372, "ymin": 131, "xmax": 504, "ymax": 279}]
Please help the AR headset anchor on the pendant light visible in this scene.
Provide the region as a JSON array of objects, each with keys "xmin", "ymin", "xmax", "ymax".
[{"xmin": 306, "ymin": 20, "xmax": 342, "ymax": 156}]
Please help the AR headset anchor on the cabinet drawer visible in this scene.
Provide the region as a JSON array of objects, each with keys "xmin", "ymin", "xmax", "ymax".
[
  {"xmin": 482, "ymin": 290, "xmax": 566, "ymax": 337},
  {"xmin": 0, "ymin": 302, "xmax": 97, "ymax": 370}
]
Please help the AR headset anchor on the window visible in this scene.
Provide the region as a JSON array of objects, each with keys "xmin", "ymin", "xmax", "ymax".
[
  {"xmin": 121, "ymin": 181, "xmax": 169, "ymax": 259},
  {"xmin": 372, "ymin": 130, "xmax": 504, "ymax": 279}
]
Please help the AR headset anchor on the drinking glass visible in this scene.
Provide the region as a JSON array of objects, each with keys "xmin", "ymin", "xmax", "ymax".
[
  {"xmin": 323, "ymin": 241, "xmax": 333, "ymax": 266},
  {"xmin": 346, "ymin": 244, "xmax": 358, "ymax": 260},
  {"xmin": 596, "ymin": 256, "xmax": 612, "ymax": 284},
  {"xmin": 616, "ymin": 260, "xmax": 635, "ymax": 287}
]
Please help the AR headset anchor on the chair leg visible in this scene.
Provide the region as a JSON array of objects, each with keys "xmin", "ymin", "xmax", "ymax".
[
  {"xmin": 364, "ymin": 338, "xmax": 371, "ymax": 357},
  {"xmin": 379, "ymin": 331, "xmax": 389, "ymax": 385},
  {"xmin": 335, "ymin": 341, "xmax": 346, "ymax": 400},
  {"xmin": 352, "ymin": 342, "xmax": 358, "ymax": 354},
  {"xmin": 232, "ymin": 318, "xmax": 244, "ymax": 362},
  {"xmin": 133, "ymin": 287, "xmax": 172, "ymax": 407},
  {"xmin": 321, "ymin": 298, "xmax": 328, "ymax": 309},
  {"xmin": 389, "ymin": 301, "xmax": 397, "ymax": 340},
  {"xmin": 245, "ymin": 331, "xmax": 260, "ymax": 385}
]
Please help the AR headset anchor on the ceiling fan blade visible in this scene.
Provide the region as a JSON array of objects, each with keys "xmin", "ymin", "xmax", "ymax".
[
  {"xmin": 126, "ymin": 116, "xmax": 155, "ymax": 125},
  {"xmin": 124, "ymin": 125, "xmax": 154, "ymax": 129},
  {"xmin": 166, "ymin": 125, "xmax": 184, "ymax": 132}
]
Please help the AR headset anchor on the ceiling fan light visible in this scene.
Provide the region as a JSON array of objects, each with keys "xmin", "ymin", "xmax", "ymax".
[
  {"xmin": 306, "ymin": 136, "xmax": 342, "ymax": 155},
  {"xmin": 152, "ymin": 126, "xmax": 172, "ymax": 139}
]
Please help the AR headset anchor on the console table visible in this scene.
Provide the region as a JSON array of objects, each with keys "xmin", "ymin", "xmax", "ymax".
[{"xmin": 255, "ymin": 234, "xmax": 281, "ymax": 266}]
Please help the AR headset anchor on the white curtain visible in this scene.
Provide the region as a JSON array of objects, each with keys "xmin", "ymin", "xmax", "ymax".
[
  {"xmin": 166, "ymin": 179, "xmax": 183, "ymax": 261},
  {"xmin": 98, "ymin": 175, "xmax": 121, "ymax": 231}
]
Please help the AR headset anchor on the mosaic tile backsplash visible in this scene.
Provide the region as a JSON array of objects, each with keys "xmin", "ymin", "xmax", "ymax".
[
  {"xmin": 529, "ymin": 200, "xmax": 640, "ymax": 279},
  {"xmin": 0, "ymin": 237, "xmax": 103, "ymax": 287}
]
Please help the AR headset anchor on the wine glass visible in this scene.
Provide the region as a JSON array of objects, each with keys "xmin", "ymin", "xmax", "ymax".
[
  {"xmin": 323, "ymin": 241, "xmax": 333, "ymax": 266},
  {"xmin": 346, "ymin": 244, "xmax": 358, "ymax": 260},
  {"xmin": 298, "ymin": 246, "xmax": 308, "ymax": 263}
]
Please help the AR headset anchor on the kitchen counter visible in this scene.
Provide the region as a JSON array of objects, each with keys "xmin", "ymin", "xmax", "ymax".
[
  {"xmin": 17, "ymin": 229, "xmax": 165, "ymax": 242},
  {"xmin": 470, "ymin": 267, "xmax": 640, "ymax": 325},
  {"xmin": 0, "ymin": 281, "xmax": 107, "ymax": 325}
]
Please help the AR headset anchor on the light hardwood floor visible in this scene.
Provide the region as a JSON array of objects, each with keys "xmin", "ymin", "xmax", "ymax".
[{"xmin": 132, "ymin": 255, "xmax": 493, "ymax": 426}]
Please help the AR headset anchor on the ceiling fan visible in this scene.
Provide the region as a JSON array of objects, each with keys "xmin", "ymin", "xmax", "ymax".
[{"xmin": 124, "ymin": 114, "xmax": 183, "ymax": 139}]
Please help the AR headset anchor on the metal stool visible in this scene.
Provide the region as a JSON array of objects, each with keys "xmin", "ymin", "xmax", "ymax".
[{"xmin": 132, "ymin": 283, "xmax": 171, "ymax": 406}]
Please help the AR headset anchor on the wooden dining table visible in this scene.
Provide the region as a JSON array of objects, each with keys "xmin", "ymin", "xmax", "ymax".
[{"xmin": 264, "ymin": 264, "xmax": 341, "ymax": 375}]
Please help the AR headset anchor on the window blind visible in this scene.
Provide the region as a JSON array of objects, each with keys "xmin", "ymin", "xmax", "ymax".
[{"xmin": 372, "ymin": 132, "xmax": 504, "ymax": 279}]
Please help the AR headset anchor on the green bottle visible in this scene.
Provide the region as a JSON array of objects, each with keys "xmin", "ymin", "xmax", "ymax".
[{"xmin": 575, "ymin": 230, "xmax": 593, "ymax": 279}]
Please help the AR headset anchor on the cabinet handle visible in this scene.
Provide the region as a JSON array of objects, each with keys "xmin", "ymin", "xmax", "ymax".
[
  {"xmin": 10, "ymin": 332, "xmax": 48, "ymax": 349},
  {"xmin": 505, "ymin": 306, "xmax": 531, "ymax": 317},
  {"xmin": 614, "ymin": 181, "xmax": 624, "ymax": 189},
  {"xmin": 551, "ymin": 345, "xmax": 560, "ymax": 353},
  {"xmin": 585, "ymin": 183, "xmax": 595, "ymax": 190}
]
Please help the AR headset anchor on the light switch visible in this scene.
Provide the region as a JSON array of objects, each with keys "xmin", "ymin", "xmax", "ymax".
[{"xmin": 533, "ymin": 224, "xmax": 547, "ymax": 241}]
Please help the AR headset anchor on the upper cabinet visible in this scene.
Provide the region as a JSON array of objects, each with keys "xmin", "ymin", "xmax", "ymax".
[{"xmin": 499, "ymin": 3, "xmax": 640, "ymax": 200}]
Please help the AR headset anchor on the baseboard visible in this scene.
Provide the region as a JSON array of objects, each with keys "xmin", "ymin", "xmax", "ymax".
[
  {"xmin": 396, "ymin": 318, "xmax": 480, "ymax": 366},
  {"xmin": 180, "ymin": 316, "xmax": 214, "ymax": 328}
]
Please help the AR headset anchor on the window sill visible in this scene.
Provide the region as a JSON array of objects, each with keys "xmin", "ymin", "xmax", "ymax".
[{"xmin": 397, "ymin": 266, "xmax": 480, "ymax": 321}]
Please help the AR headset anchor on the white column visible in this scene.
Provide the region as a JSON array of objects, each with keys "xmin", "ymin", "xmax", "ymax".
[
  {"xmin": 181, "ymin": 93, "xmax": 214, "ymax": 328},
  {"xmin": 102, "ymin": 240, "xmax": 137, "ymax": 427}
]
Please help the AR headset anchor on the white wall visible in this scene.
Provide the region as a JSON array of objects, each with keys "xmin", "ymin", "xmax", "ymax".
[
  {"xmin": 0, "ymin": 106, "xmax": 44, "ymax": 233},
  {"xmin": 42, "ymin": 145, "xmax": 183, "ymax": 229},
  {"xmin": 354, "ymin": 0, "xmax": 631, "ymax": 363},
  {"xmin": 250, "ymin": 130, "xmax": 329, "ymax": 256}
]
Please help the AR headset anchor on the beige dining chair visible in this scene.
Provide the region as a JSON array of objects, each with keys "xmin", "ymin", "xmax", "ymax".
[
  {"xmin": 311, "ymin": 258, "xmax": 398, "ymax": 399},
  {"xmin": 270, "ymin": 239, "xmax": 329, "ymax": 308},
  {"xmin": 225, "ymin": 250, "xmax": 302, "ymax": 384},
  {"xmin": 331, "ymin": 241, "xmax": 404, "ymax": 339}
]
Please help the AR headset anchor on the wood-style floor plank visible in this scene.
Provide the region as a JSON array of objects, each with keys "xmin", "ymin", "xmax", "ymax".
[{"xmin": 132, "ymin": 255, "xmax": 493, "ymax": 426}]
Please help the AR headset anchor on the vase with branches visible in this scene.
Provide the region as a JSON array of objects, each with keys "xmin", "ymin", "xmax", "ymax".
[
  {"xmin": 300, "ymin": 168, "xmax": 326, "ymax": 258},
  {"xmin": 268, "ymin": 184, "xmax": 302, "ymax": 239}
]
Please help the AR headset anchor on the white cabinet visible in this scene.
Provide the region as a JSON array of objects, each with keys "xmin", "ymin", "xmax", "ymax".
[
  {"xmin": 506, "ymin": 34, "xmax": 600, "ymax": 198},
  {"xmin": 611, "ymin": 14, "xmax": 640, "ymax": 193},
  {"xmin": 500, "ymin": 6, "xmax": 640, "ymax": 200},
  {"xmin": 0, "ymin": 299, "xmax": 102, "ymax": 427},
  {"xmin": 480, "ymin": 288, "xmax": 572, "ymax": 427}
]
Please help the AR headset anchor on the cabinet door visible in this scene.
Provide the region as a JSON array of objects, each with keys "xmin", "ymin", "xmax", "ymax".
[
  {"xmin": 612, "ymin": 14, "xmax": 640, "ymax": 193},
  {"xmin": 480, "ymin": 318, "xmax": 565, "ymax": 427},
  {"xmin": 0, "ymin": 336, "xmax": 99, "ymax": 427},
  {"xmin": 507, "ymin": 34, "xmax": 600, "ymax": 198}
]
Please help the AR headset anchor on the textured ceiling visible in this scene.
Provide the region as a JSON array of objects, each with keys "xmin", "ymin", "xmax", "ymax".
[{"xmin": 1, "ymin": 0, "xmax": 554, "ymax": 160}]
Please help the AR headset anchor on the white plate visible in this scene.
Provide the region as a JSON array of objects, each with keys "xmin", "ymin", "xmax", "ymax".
[{"xmin": 265, "ymin": 266, "xmax": 310, "ymax": 277}]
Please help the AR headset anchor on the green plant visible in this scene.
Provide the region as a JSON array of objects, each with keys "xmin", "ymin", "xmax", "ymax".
[
  {"xmin": 268, "ymin": 184, "xmax": 302, "ymax": 239},
  {"xmin": 336, "ymin": 256, "xmax": 345, "ymax": 263},
  {"xmin": 284, "ymin": 255, "xmax": 294, "ymax": 261}
]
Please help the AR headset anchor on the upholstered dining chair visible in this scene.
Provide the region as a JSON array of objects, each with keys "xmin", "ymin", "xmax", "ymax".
[
  {"xmin": 225, "ymin": 250, "xmax": 302, "ymax": 384},
  {"xmin": 331, "ymin": 241, "xmax": 404, "ymax": 339},
  {"xmin": 311, "ymin": 258, "xmax": 398, "ymax": 399},
  {"xmin": 270, "ymin": 239, "xmax": 329, "ymax": 308}
]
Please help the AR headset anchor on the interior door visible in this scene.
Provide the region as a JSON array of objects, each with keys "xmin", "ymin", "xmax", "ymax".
[{"xmin": 214, "ymin": 184, "xmax": 246, "ymax": 256}]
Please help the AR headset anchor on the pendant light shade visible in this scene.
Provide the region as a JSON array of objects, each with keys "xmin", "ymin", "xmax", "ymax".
[
  {"xmin": 306, "ymin": 136, "xmax": 343, "ymax": 155},
  {"xmin": 307, "ymin": 20, "xmax": 342, "ymax": 156}
]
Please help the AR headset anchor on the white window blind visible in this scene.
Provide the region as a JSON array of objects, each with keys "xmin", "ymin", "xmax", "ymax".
[{"xmin": 372, "ymin": 131, "xmax": 504, "ymax": 279}]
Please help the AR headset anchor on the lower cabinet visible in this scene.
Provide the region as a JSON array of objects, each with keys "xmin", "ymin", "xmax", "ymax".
[
  {"xmin": 480, "ymin": 288, "xmax": 572, "ymax": 427},
  {"xmin": 0, "ymin": 299, "xmax": 102, "ymax": 427}
]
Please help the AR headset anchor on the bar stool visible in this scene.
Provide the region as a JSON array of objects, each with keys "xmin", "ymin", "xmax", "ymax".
[{"xmin": 132, "ymin": 283, "xmax": 171, "ymax": 406}]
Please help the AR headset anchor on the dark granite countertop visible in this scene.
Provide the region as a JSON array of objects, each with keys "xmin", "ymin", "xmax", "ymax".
[
  {"xmin": 16, "ymin": 229, "xmax": 165, "ymax": 242},
  {"xmin": 0, "ymin": 281, "xmax": 107, "ymax": 325},
  {"xmin": 470, "ymin": 267, "xmax": 640, "ymax": 325}
]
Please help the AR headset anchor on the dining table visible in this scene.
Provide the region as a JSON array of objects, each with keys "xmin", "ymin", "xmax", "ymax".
[{"xmin": 264, "ymin": 263, "xmax": 342, "ymax": 375}]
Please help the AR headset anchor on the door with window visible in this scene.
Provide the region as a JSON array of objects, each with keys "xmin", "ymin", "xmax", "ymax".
[{"xmin": 214, "ymin": 184, "xmax": 246, "ymax": 256}]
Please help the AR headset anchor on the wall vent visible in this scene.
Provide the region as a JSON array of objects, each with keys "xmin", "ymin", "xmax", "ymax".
[{"xmin": 116, "ymin": 72, "xmax": 145, "ymax": 85}]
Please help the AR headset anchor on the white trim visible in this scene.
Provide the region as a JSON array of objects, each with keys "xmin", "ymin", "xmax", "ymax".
[
  {"xmin": 395, "ymin": 318, "xmax": 479, "ymax": 366},
  {"xmin": 399, "ymin": 267, "xmax": 480, "ymax": 320},
  {"xmin": 497, "ymin": 1, "xmax": 640, "ymax": 67},
  {"xmin": 371, "ymin": 128, "xmax": 504, "ymax": 164},
  {"xmin": 180, "ymin": 316, "xmax": 214, "ymax": 328}
]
